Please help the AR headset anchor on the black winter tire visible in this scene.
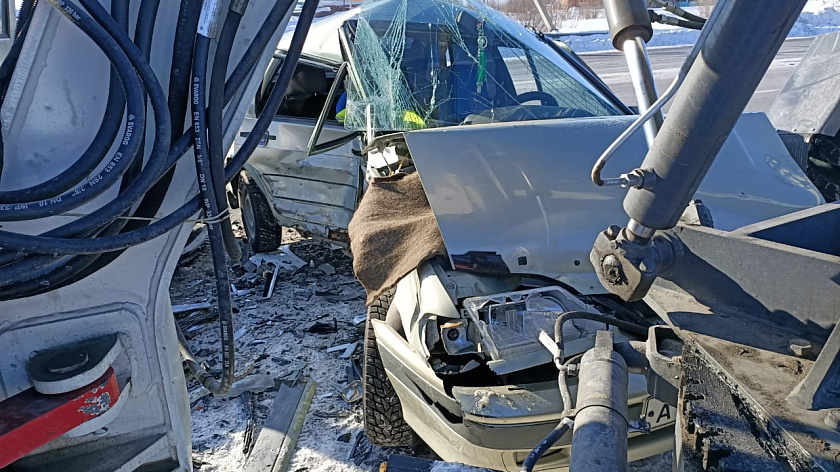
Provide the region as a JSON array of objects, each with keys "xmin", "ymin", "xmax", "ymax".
[
  {"xmin": 238, "ymin": 171, "xmax": 281, "ymax": 253},
  {"xmin": 363, "ymin": 289, "xmax": 415, "ymax": 447}
]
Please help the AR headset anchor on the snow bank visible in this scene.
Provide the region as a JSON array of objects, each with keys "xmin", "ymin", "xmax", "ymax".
[{"xmin": 556, "ymin": 0, "xmax": 840, "ymax": 52}]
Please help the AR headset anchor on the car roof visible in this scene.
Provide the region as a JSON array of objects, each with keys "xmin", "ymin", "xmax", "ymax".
[{"xmin": 277, "ymin": 8, "xmax": 359, "ymax": 65}]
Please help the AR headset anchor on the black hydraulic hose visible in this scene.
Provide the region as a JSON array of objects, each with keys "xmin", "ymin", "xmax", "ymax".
[
  {"xmin": 0, "ymin": 12, "xmax": 33, "ymax": 178},
  {"xmin": 584, "ymin": 294, "xmax": 651, "ymax": 327},
  {"xmin": 0, "ymin": 2, "xmax": 147, "ymax": 221},
  {"xmin": 649, "ymin": 10, "xmax": 704, "ymax": 31},
  {"xmin": 0, "ymin": 12, "xmax": 33, "ymax": 104},
  {"xmin": 119, "ymin": 0, "xmax": 202, "ymax": 248},
  {"xmin": 49, "ymin": 0, "xmax": 158, "ymax": 289},
  {"xmin": 47, "ymin": 0, "xmax": 285, "ymax": 238},
  {"xmin": 520, "ymin": 417, "xmax": 575, "ymax": 472},
  {"xmin": 35, "ymin": 0, "xmax": 171, "ymax": 232},
  {"xmin": 0, "ymin": 0, "xmax": 300, "ymax": 258},
  {"xmin": 208, "ymin": 5, "xmax": 246, "ymax": 260},
  {"xmin": 122, "ymin": 0, "xmax": 161, "ymax": 186},
  {"xmin": 40, "ymin": 0, "xmax": 206, "ymax": 294},
  {"xmin": 224, "ymin": 0, "xmax": 317, "ymax": 182},
  {"xmin": 554, "ymin": 311, "xmax": 648, "ymax": 360},
  {"xmin": 15, "ymin": 0, "xmax": 38, "ymax": 38},
  {"xmin": 177, "ymin": 0, "xmax": 311, "ymax": 397},
  {"xmin": 0, "ymin": 0, "xmax": 166, "ymax": 268},
  {"xmin": 0, "ymin": 0, "xmax": 295, "ymax": 299},
  {"xmin": 0, "ymin": 2, "xmax": 130, "ymax": 205},
  {"xmin": 223, "ymin": 0, "xmax": 294, "ymax": 112},
  {"xmin": 168, "ymin": 0, "xmax": 204, "ymax": 140},
  {"xmin": 650, "ymin": 0, "xmax": 706, "ymax": 24},
  {"xmin": 190, "ymin": 22, "xmax": 235, "ymax": 396},
  {"xmin": 133, "ymin": 0, "xmax": 160, "ymax": 59},
  {"xmin": 121, "ymin": 0, "xmax": 158, "ymax": 190},
  {"xmin": 0, "ymin": 0, "xmax": 303, "ymax": 256},
  {"xmin": 0, "ymin": 1, "xmax": 131, "ymax": 287},
  {"xmin": 142, "ymin": 0, "xmax": 292, "ymax": 186}
]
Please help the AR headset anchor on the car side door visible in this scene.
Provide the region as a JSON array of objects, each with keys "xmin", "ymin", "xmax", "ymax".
[{"xmin": 234, "ymin": 54, "xmax": 363, "ymax": 242}]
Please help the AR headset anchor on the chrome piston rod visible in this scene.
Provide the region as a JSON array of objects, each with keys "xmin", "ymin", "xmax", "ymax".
[{"xmin": 623, "ymin": 36, "xmax": 663, "ymax": 147}]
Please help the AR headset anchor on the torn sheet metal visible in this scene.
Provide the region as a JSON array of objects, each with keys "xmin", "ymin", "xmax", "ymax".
[
  {"xmin": 406, "ymin": 113, "xmax": 823, "ymax": 295},
  {"xmin": 249, "ymin": 245, "xmax": 306, "ymax": 270}
]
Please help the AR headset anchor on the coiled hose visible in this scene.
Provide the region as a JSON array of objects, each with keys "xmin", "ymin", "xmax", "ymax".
[{"xmin": 0, "ymin": 0, "xmax": 315, "ymax": 396}]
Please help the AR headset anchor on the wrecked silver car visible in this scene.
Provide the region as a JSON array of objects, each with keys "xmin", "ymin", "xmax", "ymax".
[{"xmin": 233, "ymin": 0, "xmax": 824, "ymax": 470}]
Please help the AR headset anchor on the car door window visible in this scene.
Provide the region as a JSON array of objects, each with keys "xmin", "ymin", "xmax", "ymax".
[
  {"xmin": 498, "ymin": 46, "xmax": 539, "ymax": 95},
  {"xmin": 257, "ymin": 56, "xmax": 343, "ymax": 122}
]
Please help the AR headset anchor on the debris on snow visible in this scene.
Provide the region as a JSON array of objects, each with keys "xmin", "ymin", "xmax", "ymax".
[
  {"xmin": 171, "ymin": 225, "xmax": 390, "ymax": 472},
  {"xmin": 173, "ymin": 301, "xmax": 213, "ymax": 314},
  {"xmin": 307, "ymin": 318, "xmax": 339, "ymax": 334},
  {"xmin": 327, "ymin": 342, "xmax": 358, "ymax": 359},
  {"xmin": 318, "ymin": 262, "xmax": 337, "ymax": 275},
  {"xmin": 249, "ymin": 245, "xmax": 307, "ymax": 272},
  {"xmin": 339, "ymin": 380, "xmax": 363, "ymax": 403}
]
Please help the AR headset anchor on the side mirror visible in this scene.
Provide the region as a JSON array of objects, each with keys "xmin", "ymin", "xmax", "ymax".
[{"xmin": 307, "ymin": 62, "xmax": 360, "ymax": 156}]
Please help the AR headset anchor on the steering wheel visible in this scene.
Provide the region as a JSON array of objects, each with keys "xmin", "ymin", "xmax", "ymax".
[{"xmin": 515, "ymin": 91, "xmax": 558, "ymax": 107}]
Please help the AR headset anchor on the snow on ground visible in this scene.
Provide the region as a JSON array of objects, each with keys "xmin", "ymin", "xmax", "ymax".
[
  {"xmin": 555, "ymin": 0, "xmax": 840, "ymax": 52},
  {"xmin": 172, "ymin": 220, "xmax": 402, "ymax": 472}
]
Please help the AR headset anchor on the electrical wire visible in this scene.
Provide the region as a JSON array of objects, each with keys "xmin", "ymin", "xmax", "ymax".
[
  {"xmin": 590, "ymin": 1, "xmax": 723, "ymax": 186},
  {"xmin": 553, "ymin": 311, "xmax": 648, "ymax": 360},
  {"xmin": 520, "ymin": 417, "xmax": 575, "ymax": 472}
]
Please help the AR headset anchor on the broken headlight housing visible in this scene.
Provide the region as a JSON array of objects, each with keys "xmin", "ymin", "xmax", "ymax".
[{"xmin": 463, "ymin": 286, "xmax": 602, "ymax": 374}]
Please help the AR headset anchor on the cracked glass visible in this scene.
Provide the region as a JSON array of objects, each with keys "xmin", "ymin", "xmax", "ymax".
[{"xmin": 343, "ymin": 0, "xmax": 623, "ymax": 132}]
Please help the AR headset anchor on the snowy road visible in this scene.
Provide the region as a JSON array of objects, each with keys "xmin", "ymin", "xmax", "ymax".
[{"xmin": 581, "ymin": 36, "xmax": 815, "ymax": 114}]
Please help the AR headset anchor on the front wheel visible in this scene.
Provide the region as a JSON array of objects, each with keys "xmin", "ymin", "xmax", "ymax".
[
  {"xmin": 238, "ymin": 171, "xmax": 281, "ymax": 253},
  {"xmin": 363, "ymin": 289, "xmax": 415, "ymax": 447}
]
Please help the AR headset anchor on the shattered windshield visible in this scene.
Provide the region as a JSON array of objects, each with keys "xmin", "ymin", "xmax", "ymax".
[{"xmin": 343, "ymin": 0, "xmax": 624, "ymax": 131}]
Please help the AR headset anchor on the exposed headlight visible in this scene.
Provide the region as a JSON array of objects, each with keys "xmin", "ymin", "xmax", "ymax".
[{"xmin": 463, "ymin": 286, "xmax": 601, "ymax": 373}]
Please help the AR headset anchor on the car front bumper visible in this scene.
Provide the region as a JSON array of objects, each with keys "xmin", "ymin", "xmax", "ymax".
[{"xmin": 372, "ymin": 320, "xmax": 675, "ymax": 471}]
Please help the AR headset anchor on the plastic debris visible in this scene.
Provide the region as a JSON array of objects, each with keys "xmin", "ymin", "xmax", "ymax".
[
  {"xmin": 318, "ymin": 262, "xmax": 336, "ymax": 275},
  {"xmin": 172, "ymin": 302, "xmax": 212, "ymax": 314},
  {"xmin": 340, "ymin": 380, "xmax": 364, "ymax": 403},
  {"xmin": 189, "ymin": 374, "xmax": 277, "ymax": 402},
  {"xmin": 307, "ymin": 319, "xmax": 338, "ymax": 334}
]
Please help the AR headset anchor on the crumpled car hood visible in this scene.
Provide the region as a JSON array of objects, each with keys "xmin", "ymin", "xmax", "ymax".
[{"xmin": 405, "ymin": 113, "xmax": 824, "ymax": 294}]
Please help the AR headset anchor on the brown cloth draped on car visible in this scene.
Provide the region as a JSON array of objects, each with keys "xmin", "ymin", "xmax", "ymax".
[{"xmin": 349, "ymin": 172, "xmax": 447, "ymax": 306}]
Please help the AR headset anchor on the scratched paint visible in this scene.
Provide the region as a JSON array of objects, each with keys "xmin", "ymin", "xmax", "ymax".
[{"xmin": 78, "ymin": 392, "xmax": 112, "ymax": 416}]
